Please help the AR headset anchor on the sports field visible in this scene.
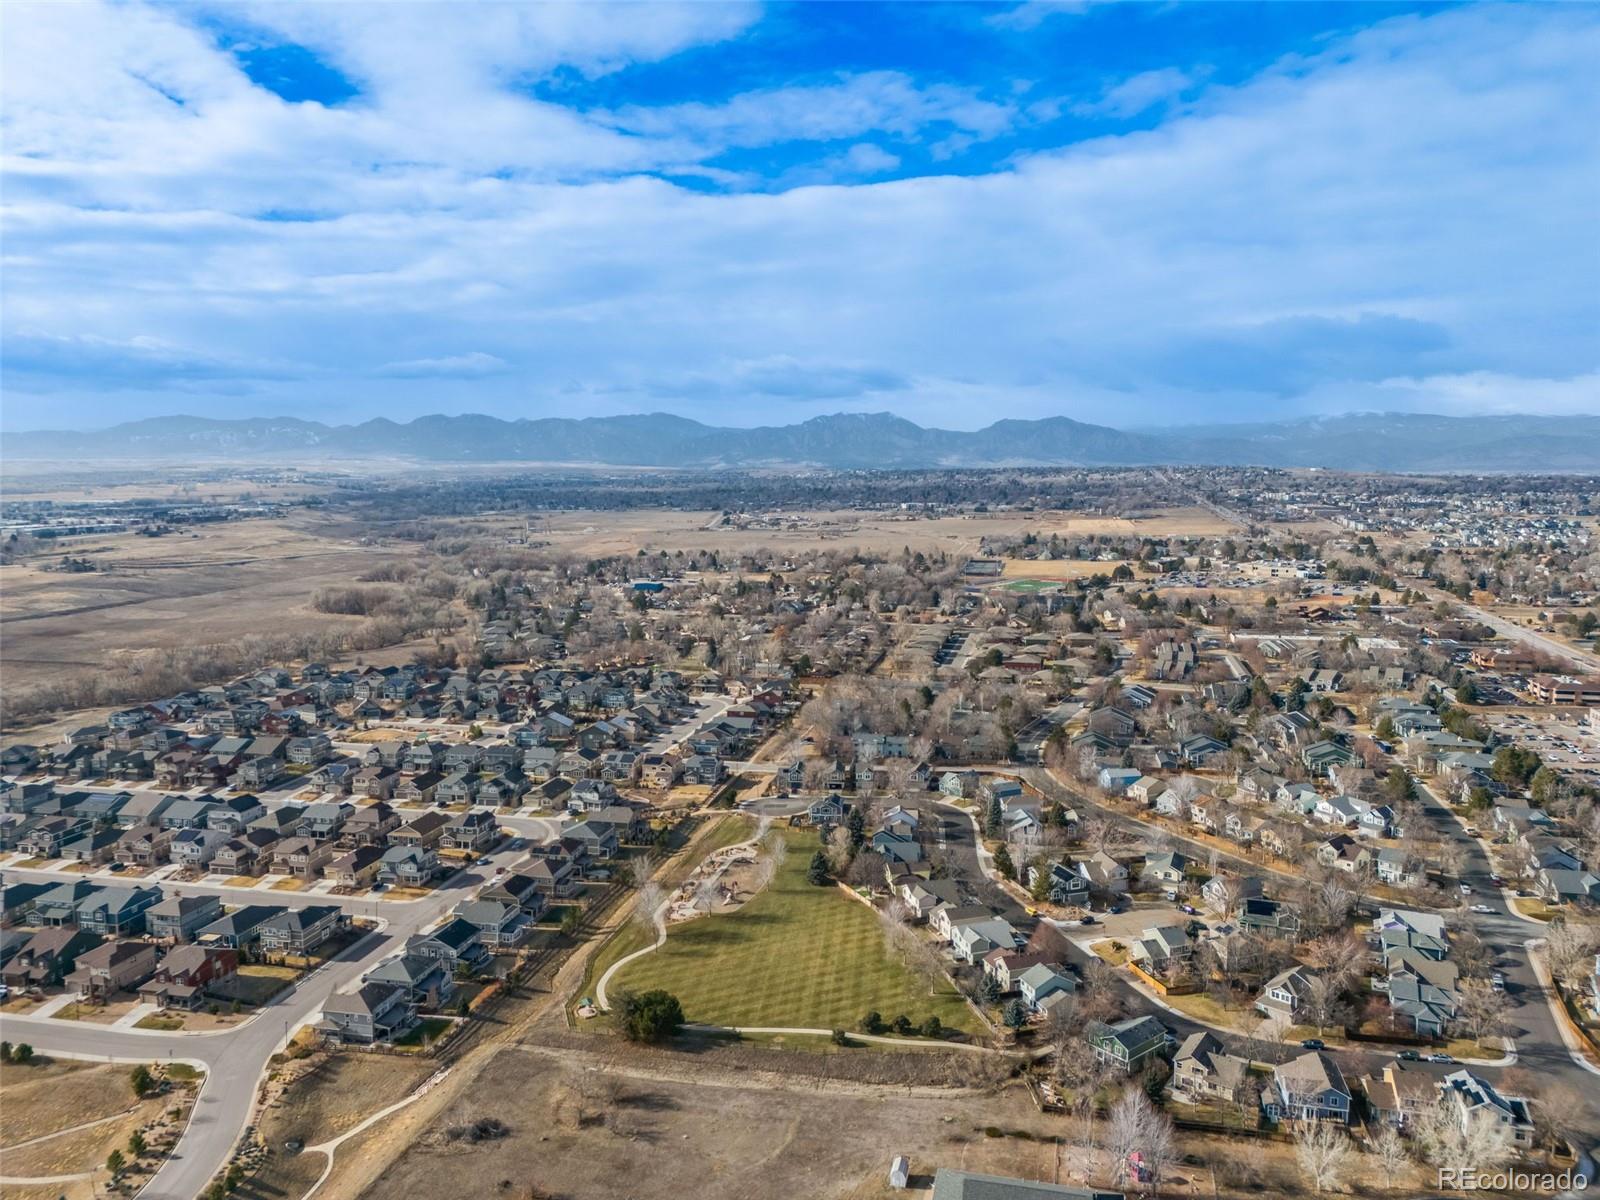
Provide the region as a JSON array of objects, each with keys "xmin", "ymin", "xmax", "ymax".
[{"xmin": 613, "ymin": 831, "xmax": 977, "ymax": 1034}]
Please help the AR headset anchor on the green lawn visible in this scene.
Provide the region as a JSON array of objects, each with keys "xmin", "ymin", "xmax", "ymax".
[{"xmin": 613, "ymin": 831, "xmax": 977, "ymax": 1034}]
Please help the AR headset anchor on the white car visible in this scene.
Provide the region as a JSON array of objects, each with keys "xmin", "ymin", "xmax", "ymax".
[
  {"xmin": 1459, "ymin": 882, "xmax": 1473, "ymax": 895},
  {"xmin": 1470, "ymin": 903, "xmax": 1494, "ymax": 914}
]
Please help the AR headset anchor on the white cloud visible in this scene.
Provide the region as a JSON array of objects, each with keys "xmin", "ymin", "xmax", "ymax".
[
  {"xmin": 376, "ymin": 352, "xmax": 510, "ymax": 379},
  {"xmin": 0, "ymin": 3, "xmax": 1595, "ymax": 430},
  {"xmin": 1073, "ymin": 68, "xmax": 1196, "ymax": 118},
  {"xmin": 598, "ymin": 71, "xmax": 1015, "ymax": 153},
  {"xmin": 1371, "ymin": 371, "xmax": 1600, "ymax": 417},
  {"xmin": 984, "ymin": 2, "xmax": 1105, "ymax": 33}
]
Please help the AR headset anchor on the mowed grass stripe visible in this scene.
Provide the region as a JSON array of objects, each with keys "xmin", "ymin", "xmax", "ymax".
[{"xmin": 615, "ymin": 831, "xmax": 975, "ymax": 1033}]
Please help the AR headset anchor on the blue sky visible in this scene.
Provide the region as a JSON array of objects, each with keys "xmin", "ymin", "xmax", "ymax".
[{"xmin": 2, "ymin": 1, "xmax": 1596, "ymax": 431}]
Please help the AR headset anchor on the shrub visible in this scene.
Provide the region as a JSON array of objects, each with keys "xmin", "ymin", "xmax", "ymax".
[
  {"xmin": 617, "ymin": 989, "xmax": 684, "ymax": 1043},
  {"xmin": 860, "ymin": 1010, "xmax": 886, "ymax": 1035}
]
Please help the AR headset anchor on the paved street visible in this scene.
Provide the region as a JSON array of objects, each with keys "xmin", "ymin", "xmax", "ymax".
[
  {"xmin": 1009, "ymin": 766, "xmax": 1600, "ymax": 1164},
  {"xmin": 0, "ymin": 836, "xmax": 531, "ymax": 1200}
]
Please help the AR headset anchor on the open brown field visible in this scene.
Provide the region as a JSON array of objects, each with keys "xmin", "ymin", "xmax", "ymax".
[
  {"xmin": 0, "ymin": 511, "xmax": 405, "ymax": 699},
  {"xmin": 0, "ymin": 1058, "xmax": 174, "ymax": 1199},
  {"xmin": 353, "ymin": 1037, "xmax": 1323, "ymax": 1200},
  {"xmin": 236, "ymin": 1054, "xmax": 439, "ymax": 1200},
  {"xmin": 456, "ymin": 504, "xmax": 1238, "ymax": 560},
  {"xmin": 1000, "ymin": 558, "xmax": 1134, "ymax": 580}
]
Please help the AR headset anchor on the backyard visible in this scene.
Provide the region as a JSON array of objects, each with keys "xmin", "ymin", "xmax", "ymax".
[{"xmin": 612, "ymin": 830, "xmax": 978, "ymax": 1035}]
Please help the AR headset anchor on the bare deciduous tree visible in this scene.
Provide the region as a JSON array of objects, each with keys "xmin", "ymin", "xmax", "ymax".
[
  {"xmin": 1369, "ymin": 1123, "xmax": 1411, "ymax": 1192},
  {"xmin": 1106, "ymin": 1087, "xmax": 1174, "ymax": 1189},
  {"xmin": 631, "ymin": 881, "xmax": 665, "ymax": 933},
  {"xmin": 1293, "ymin": 1120, "xmax": 1353, "ymax": 1194},
  {"xmin": 1415, "ymin": 1100, "xmax": 1514, "ymax": 1179}
]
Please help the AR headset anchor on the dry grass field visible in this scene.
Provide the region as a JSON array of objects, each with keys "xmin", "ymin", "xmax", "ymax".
[
  {"xmin": 354, "ymin": 1037, "xmax": 1324, "ymax": 1200},
  {"xmin": 0, "ymin": 1058, "xmax": 173, "ymax": 1199},
  {"xmin": 0, "ymin": 511, "xmax": 403, "ymax": 701},
  {"xmin": 236, "ymin": 1054, "xmax": 439, "ymax": 1200},
  {"xmin": 459, "ymin": 505, "xmax": 1238, "ymax": 561}
]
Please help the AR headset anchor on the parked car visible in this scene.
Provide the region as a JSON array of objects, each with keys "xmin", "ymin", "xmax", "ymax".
[
  {"xmin": 1459, "ymin": 882, "xmax": 1473, "ymax": 895},
  {"xmin": 1470, "ymin": 903, "xmax": 1494, "ymax": 914},
  {"xmin": 1428, "ymin": 1053, "xmax": 1455, "ymax": 1064},
  {"xmin": 1491, "ymin": 972, "xmax": 1506, "ymax": 992},
  {"xmin": 1300, "ymin": 1038, "xmax": 1326, "ymax": 1050},
  {"xmin": 1397, "ymin": 1050, "xmax": 1422, "ymax": 1062}
]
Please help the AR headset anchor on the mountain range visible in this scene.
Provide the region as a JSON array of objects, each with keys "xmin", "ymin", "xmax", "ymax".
[{"xmin": 6, "ymin": 411, "xmax": 1598, "ymax": 472}]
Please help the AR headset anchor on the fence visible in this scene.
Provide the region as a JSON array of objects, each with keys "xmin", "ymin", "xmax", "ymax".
[{"xmin": 1126, "ymin": 961, "xmax": 1200, "ymax": 996}]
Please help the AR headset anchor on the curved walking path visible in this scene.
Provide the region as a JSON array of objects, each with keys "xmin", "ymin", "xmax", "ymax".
[
  {"xmin": 0, "ymin": 1104, "xmax": 141, "ymax": 1153},
  {"xmin": 687, "ymin": 1023, "xmax": 1004, "ymax": 1054},
  {"xmin": 0, "ymin": 1170, "xmax": 98, "ymax": 1185},
  {"xmin": 301, "ymin": 1066, "xmax": 452, "ymax": 1199},
  {"xmin": 595, "ymin": 905, "xmax": 671, "ymax": 1011},
  {"xmin": 595, "ymin": 825, "xmax": 768, "ymax": 1012}
]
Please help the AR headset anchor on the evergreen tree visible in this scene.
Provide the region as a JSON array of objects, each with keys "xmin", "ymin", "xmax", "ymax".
[
  {"xmin": 845, "ymin": 805, "xmax": 866, "ymax": 850},
  {"xmin": 806, "ymin": 851, "xmax": 831, "ymax": 886}
]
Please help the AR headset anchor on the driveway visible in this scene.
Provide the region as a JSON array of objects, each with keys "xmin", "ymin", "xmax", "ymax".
[{"xmin": 0, "ymin": 835, "xmax": 529, "ymax": 1199}]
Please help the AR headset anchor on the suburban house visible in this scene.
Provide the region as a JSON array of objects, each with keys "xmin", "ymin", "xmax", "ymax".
[
  {"xmin": 390, "ymin": 811, "xmax": 452, "ymax": 850},
  {"xmin": 1077, "ymin": 850, "xmax": 1130, "ymax": 894},
  {"xmin": 406, "ymin": 916, "xmax": 492, "ymax": 974},
  {"xmin": 1036, "ymin": 861, "xmax": 1091, "ymax": 907},
  {"xmin": 73, "ymin": 886, "xmax": 162, "ymax": 936},
  {"xmin": 170, "ymin": 826, "xmax": 230, "ymax": 869},
  {"xmin": 1018, "ymin": 963, "xmax": 1076, "ymax": 1012},
  {"xmin": 949, "ymin": 916, "xmax": 1022, "ymax": 964},
  {"xmin": 364, "ymin": 953, "xmax": 455, "ymax": 1010},
  {"xmin": 441, "ymin": 809, "xmax": 500, "ymax": 855},
  {"xmin": 452, "ymin": 898, "xmax": 532, "ymax": 948},
  {"xmin": 258, "ymin": 905, "xmax": 345, "ymax": 956},
  {"xmin": 1, "ymin": 927, "xmax": 103, "ymax": 989},
  {"xmin": 1172, "ymin": 1031, "xmax": 1251, "ymax": 1104},
  {"xmin": 1141, "ymin": 852, "xmax": 1190, "ymax": 886},
  {"xmin": 139, "ymin": 944, "xmax": 239, "ymax": 1009},
  {"xmin": 1129, "ymin": 924, "xmax": 1194, "ymax": 974},
  {"xmin": 1255, "ymin": 966, "xmax": 1317, "ymax": 1021},
  {"xmin": 272, "ymin": 837, "xmax": 335, "ymax": 880},
  {"xmin": 1267, "ymin": 1051, "xmax": 1350, "ymax": 1123},
  {"xmin": 1385, "ymin": 973, "xmax": 1458, "ymax": 1037},
  {"xmin": 146, "ymin": 894, "xmax": 224, "ymax": 942},
  {"xmin": 378, "ymin": 844, "xmax": 441, "ymax": 887},
  {"xmin": 330, "ymin": 845, "xmax": 386, "ymax": 889},
  {"xmin": 214, "ymin": 829, "xmax": 281, "ymax": 876},
  {"xmin": 197, "ymin": 904, "xmax": 288, "ymax": 949},
  {"xmin": 1088, "ymin": 1015, "xmax": 1169, "ymax": 1073},
  {"xmin": 319, "ymin": 981, "xmax": 417, "ymax": 1044},
  {"xmin": 66, "ymin": 939, "xmax": 160, "ymax": 1000},
  {"xmin": 522, "ymin": 854, "xmax": 580, "ymax": 899},
  {"xmin": 1438, "ymin": 1069, "xmax": 1535, "ymax": 1148}
]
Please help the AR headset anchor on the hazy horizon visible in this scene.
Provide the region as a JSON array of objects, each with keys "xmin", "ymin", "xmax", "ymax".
[
  {"xmin": 8, "ymin": 406, "xmax": 1600, "ymax": 438},
  {"xmin": 3, "ymin": 1, "xmax": 1597, "ymax": 432}
]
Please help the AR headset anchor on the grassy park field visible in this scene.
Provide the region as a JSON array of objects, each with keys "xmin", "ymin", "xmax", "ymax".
[{"xmin": 613, "ymin": 831, "xmax": 976, "ymax": 1035}]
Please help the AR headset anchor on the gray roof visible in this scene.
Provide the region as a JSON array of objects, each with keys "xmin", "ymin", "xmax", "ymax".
[{"xmin": 930, "ymin": 1169, "xmax": 1122, "ymax": 1200}]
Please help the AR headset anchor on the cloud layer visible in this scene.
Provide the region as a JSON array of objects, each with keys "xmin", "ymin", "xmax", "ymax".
[{"xmin": 1, "ymin": 2, "xmax": 1595, "ymax": 430}]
